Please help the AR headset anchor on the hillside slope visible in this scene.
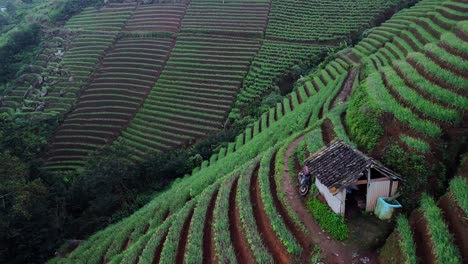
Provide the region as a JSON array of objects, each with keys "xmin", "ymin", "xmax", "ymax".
[
  {"xmin": 1, "ymin": 0, "xmax": 408, "ymax": 170},
  {"xmin": 50, "ymin": 0, "xmax": 468, "ymax": 263}
]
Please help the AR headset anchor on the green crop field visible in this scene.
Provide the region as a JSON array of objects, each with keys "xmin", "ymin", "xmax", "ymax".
[
  {"xmin": 1, "ymin": 0, "xmax": 467, "ymax": 263},
  {"xmin": 48, "ymin": 0, "xmax": 468, "ymax": 262}
]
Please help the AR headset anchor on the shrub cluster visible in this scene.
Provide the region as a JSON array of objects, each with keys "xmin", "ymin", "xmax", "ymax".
[{"xmin": 306, "ymin": 198, "xmax": 348, "ymax": 240}]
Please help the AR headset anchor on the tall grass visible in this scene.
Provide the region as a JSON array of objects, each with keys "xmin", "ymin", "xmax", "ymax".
[
  {"xmin": 400, "ymin": 134, "xmax": 430, "ymax": 153},
  {"xmin": 420, "ymin": 194, "xmax": 461, "ymax": 264},
  {"xmin": 449, "ymin": 177, "xmax": 468, "ymax": 216},
  {"xmin": 396, "ymin": 216, "xmax": 417, "ymax": 264}
]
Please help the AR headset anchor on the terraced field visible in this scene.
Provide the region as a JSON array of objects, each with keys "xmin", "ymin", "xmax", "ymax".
[
  {"xmin": 124, "ymin": 4, "xmax": 187, "ymax": 32},
  {"xmin": 181, "ymin": 0, "xmax": 270, "ymax": 36},
  {"xmin": 0, "ymin": 31, "xmax": 118, "ymax": 117},
  {"xmin": 231, "ymin": 41, "xmax": 328, "ymax": 114},
  {"xmin": 351, "ymin": 1, "xmax": 468, "ymax": 149},
  {"xmin": 48, "ymin": 0, "xmax": 468, "ymax": 262},
  {"xmin": 266, "ymin": 0, "xmax": 399, "ymax": 42},
  {"xmin": 381, "ymin": 176, "xmax": 467, "ymax": 264},
  {"xmin": 12, "ymin": 0, "xmax": 408, "ymax": 169},
  {"xmin": 46, "ymin": 36, "xmax": 175, "ymax": 169},
  {"xmin": 119, "ymin": 34, "xmax": 261, "ymax": 160},
  {"xmin": 65, "ymin": 4, "xmax": 136, "ymax": 31}
]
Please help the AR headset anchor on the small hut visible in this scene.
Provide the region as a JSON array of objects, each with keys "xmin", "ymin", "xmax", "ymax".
[{"xmin": 305, "ymin": 140, "xmax": 401, "ymax": 216}]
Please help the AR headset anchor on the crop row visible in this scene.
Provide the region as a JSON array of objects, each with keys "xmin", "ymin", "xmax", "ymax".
[
  {"xmin": 46, "ymin": 36, "xmax": 174, "ymax": 169},
  {"xmin": 50, "ymin": 45, "xmax": 358, "ymax": 262},
  {"xmin": 118, "ymin": 35, "xmax": 261, "ymax": 159},
  {"xmin": 232, "ymin": 42, "xmax": 327, "ymax": 114},
  {"xmin": 181, "ymin": 0, "xmax": 270, "ymax": 35},
  {"xmin": 266, "ymin": 0, "xmax": 398, "ymax": 41},
  {"xmin": 124, "ymin": 4, "xmax": 187, "ymax": 32},
  {"xmin": 65, "ymin": 5, "xmax": 135, "ymax": 31}
]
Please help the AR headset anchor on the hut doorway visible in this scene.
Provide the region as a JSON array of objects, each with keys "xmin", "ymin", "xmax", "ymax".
[{"xmin": 345, "ymin": 175, "xmax": 368, "ymax": 218}]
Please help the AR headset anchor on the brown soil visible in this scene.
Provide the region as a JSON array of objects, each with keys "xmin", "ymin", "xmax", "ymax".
[
  {"xmin": 250, "ymin": 164, "xmax": 290, "ymax": 263},
  {"xmin": 392, "ymin": 63, "xmax": 460, "ymax": 107},
  {"xmin": 381, "ymin": 71, "xmax": 444, "ymax": 125},
  {"xmin": 440, "ymin": 40, "xmax": 468, "ymax": 60},
  {"xmin": 269, "ymin": 149, "xmax": 315, "ymax": 263},
  {"xmin": 229, "ymin": 178, "xmax": 255, "ymax": 263},
  {"xmin": 142, "ymin": 224, "xmax": 150, "ymax": 235},
  {"xmin": 202, "ymin": 190, "xmax": 218, "ymax": 264},
  {"xmin": 341, "ymin": 111, "xmax": 351, "ymax": 139},
  {"xmin": 331, "ymin": 66, "xmax": 359, "ymax": 109},
  {"xmin": 175, "ymin": 208, "xmax": 194, "ymax": 264},
  {"xmin": 408, "ymin": 58, "xmax": 464, "ymax": 94},
  {"xmin": 321, "ymin": 119, "xmax": 336, "ymax": 145},
  {"xmin": 152, "ymin": 230, "xmax": 169, "ymax": 264},
  {"xmin": 425, "ymin": 48, "xmax": 466, "ymax": 77},
  {"xmin": 120, "ymin": 230, "xmax": 133, "ymax": 253},
  {"xmin": 438, "ymin": 194, "xmax": 468, "ymax": 264},
  {"xmin": 409, "ymin": 211, "xmax": 437, "ymax": 264}
]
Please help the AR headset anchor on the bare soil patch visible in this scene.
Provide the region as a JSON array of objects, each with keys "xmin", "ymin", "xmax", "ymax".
[
  {"xmin": 202, "ymin": 190, "xmax": 218, "ymax": 264},
  {"xmin": 229, "ymin": 178, "xmax": 255, "ymax": 263},
  {"xmin": 410, "ymin": 211, "xmax": 436, "ymax": 264},
  {"xmin": 438, "ymin": 194, "xmax": 468, "ymax": 263},
  {"xmin": 250, "ymin": 164, "xmax": 290, "ymax": 263},
  {"xmin": 175, "ymin": 208, "xmax": 194, "ymax": 264}
]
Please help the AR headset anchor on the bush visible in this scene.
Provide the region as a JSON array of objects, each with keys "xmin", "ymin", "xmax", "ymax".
[
  {"xmin": 0, "ymin": 23, "xmax": 41, "ymax": 83},
  {"xmin": 306, "ymin": 198, "xmax": 348, "ymax": 240},
  {"xmin": 346, "ymin": 82, "xmax": 383, "ymax": 151},
  {"xmin": 382, "ymin": 144, "xmax": 430, "ymax": 209}
]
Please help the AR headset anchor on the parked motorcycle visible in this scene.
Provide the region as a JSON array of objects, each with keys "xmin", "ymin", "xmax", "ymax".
[{"xmin": 298, "ymin": 171, "xmax": 311, "ymax": 196}]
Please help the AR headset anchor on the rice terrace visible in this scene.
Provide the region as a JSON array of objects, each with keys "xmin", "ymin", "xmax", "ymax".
[{"xmin": 0, "ymin": 0, "xmax": 466, "ymax": 263}]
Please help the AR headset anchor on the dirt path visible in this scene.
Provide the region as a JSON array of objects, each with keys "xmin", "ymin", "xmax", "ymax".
[
  {"xmin": 282, "ymin": 135, "xmax": 381, "ymax": 263},
  {"xmin": 229, "ymin": 178, "xmax": 255, "ymax": 263},
  {"xmin": 250, "ymin": 164, "xmax": 290, "ymax": 263},
  {"xmin": 438, "ymin": 195, "xmax": 468, "ymax": 263},
  {"xmin": 410, "ymin": 211, "xmax": 436, "ymax": 264},
  {"xmin": 203, "ymin": 190, "xmax": 218, "ymax": 264},
  {"xmin": 282, "ymin": 135, "xmax": 351, "ymax": 263},
  {"xmin": 152, "ymin": 230, "xmax": 169, "ymax": 264},
  {"xmin": 331, "ymin": 66, "xmax": 360, "ymax": 109},
  {"xmin": 175, "ymin": 209, "xmax": 194, "ymax": 264},
  {"xmin": 268, "ymin": 150, "xmax": 315, "ymax": 262},
  {"xmin": 321, "ymin": 119, "xmax": 336, "ymax": 145}
]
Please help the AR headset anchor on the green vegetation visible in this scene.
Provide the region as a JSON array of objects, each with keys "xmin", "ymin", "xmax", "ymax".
[
  {"xmin": 2, "ymin": 0, "xmax": 468, "ymax": 263},
  {"xmin": 306, "ymin": 198, "xmax": 348, "ymax": 240},
  {"xmin": 420, "ymin": 194, "xmax": 461, "ymax": 264},
  {"xmin": 449, "ymin": 177, "xmax": 468, "ymax": 216},
  {"xmin": 237, "ymin": 161, "xmax": 273, "ymax": 262},
  {"xmin": 346, "ymin": 81, "xmax": 384, "ymax": 151},
  {"xmin": 399, "ymin": 135, "xmax": 430, "ymax": 153},
  {"xmin": 259, "ymin": 148, "xmax": 301, "ymax": 254},
  {"xmin": 396, "ymin": 216, "xmax": 417, "ymax": 264}
]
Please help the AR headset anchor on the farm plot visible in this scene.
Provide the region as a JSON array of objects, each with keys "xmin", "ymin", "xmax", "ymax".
[
  {"xmin": 64, "ymin": 4, "xmax": 135, "ymax": 31},
  {"xmin": 45, "ymin": 36, "xmax": 175, "ymax": 170},
  {"xmin": 1, "ymin": 32, "xmax": 117, "ymax": 118},
  {"xmin": 359, "ymin": 15, "xmax": 467, "ymax": 143},
  {"xmin": 266, "ymin": 0, "xmax": 399, "ymax": 42},
  {"xmin": 124, "ymin": 3, "xmax": 187, "ymax": 32},
  {"xmin": 181, "ymin": 0, "xmax": 270, "ymax": 36},
  {"xmin": 231, "ymin": 41, "xmax": 328, "ymax": 114},
  {"xmin": 351, "ymin": 0, "xmax": 443, "ymax": 60},
  {"xmin": 119, "ymin": 34, "xmax": 261, "ymax": 160}
]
